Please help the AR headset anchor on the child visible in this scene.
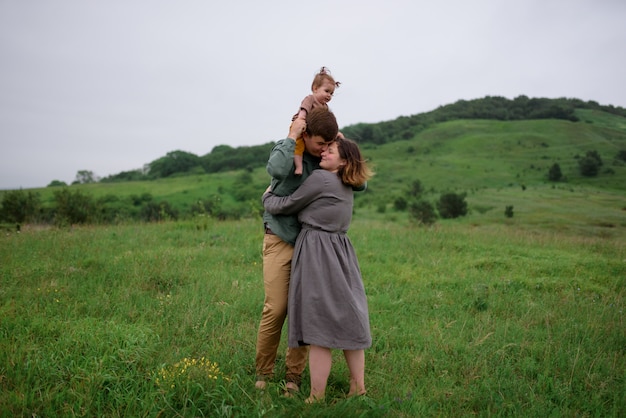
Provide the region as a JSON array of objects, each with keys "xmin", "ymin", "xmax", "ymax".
[{"xmin": 292, "ymin": 67, "xmax": 341, "ymax": 175}]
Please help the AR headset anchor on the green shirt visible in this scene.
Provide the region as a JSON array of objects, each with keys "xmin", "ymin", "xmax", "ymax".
[{"xmin": 262, "ymin": 138, "xmax": 320, "ymax": 245}]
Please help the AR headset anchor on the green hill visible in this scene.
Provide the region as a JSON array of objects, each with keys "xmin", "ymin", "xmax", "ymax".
[
  {"xmin": 355, "ymin": 108, "xmax": 625, "ymax": 236},
  {"xmin": 2, "ymin": 98, "xmax": 625, "ymax": 235},
  {"xmin": 363, "ymin": 109, "xmax": 626, "ymax": 196}
]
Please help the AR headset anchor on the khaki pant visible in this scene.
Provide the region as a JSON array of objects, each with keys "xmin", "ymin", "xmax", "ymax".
[{"xmin": 255, "ymin": 233, "xmax": 308, "ymax": 384}]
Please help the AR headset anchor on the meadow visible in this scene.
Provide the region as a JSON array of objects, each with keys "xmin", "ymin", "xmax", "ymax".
[
  {"xmin": 2, "ymin": 105, "xmax": 625, "ymax": 416},
  {"xmin": 1, "ymin": 210, "xmax": 624, "ymax": 416}
]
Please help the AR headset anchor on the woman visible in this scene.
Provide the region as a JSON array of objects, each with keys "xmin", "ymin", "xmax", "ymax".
[{"xmin": 262, "ymin": 136, "xmax": 373, "ymax": 402}]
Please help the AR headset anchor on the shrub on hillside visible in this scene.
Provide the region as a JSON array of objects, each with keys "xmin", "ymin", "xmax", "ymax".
[
  {"xmin": 140, "ymin": 201, "xmax": 178, "ymax": 222},
  {"xmin": 93, "ymin": 194, "xmax": 137, "ymax": 223},
  {"xmin": 408, "ymin": 180, "xmax": 424, "ymax": 199},
  {"xmin": 47, "ymin": 180, "xmax": 67, "ymax": 187},
  {"xmin": 101, "ymin": 169, "xmax": 147, "ymax": 183},
  {"xmin": 437, "ymin": 192, "xmax": 468, "ymax": 219},
  {"xmin": 231, "ymin": 171, "xmax": 258, "ymax": 202},
  {"xmin": 548, "ymin": 163, "xmax": 562, "ymax": 181},
  {"xmin": 0, "ymin": 189, "xmax": 41, "ymax": 224},
  {"xmin": 190, "ymin": 195, "xmax": 223, "ymax": 217},
  {"xmin": 53, "ymin": 188, "xmax": 95, "ymax": 225},
  {"xmin": 149, "ymin": 150, "xmax": 203, "ymax": 179},
  {"xmin": 578, "ymin": 150, "xmax": 603, "ymax": 177},
  {"xmin": 579, "ymin": 157, "xmax": 599, "ymax": 176},
  {"xmin": 393, "ymin": 196, "xmax": 408, "ymax": 211},
  {"xmin": 408, "ymin": 200, "xmax": 437, "ymax": 225}
]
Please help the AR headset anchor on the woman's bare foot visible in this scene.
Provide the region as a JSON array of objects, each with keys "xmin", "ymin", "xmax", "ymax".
[{"xmin": 305, "ymin": 394, "xmax": 324, "ymax": 404}]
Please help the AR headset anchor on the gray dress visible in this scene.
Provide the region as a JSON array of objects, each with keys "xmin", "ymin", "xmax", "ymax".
[{"xmin": 263, "ymin": 169, "xmax": 371, "ymax": 350}]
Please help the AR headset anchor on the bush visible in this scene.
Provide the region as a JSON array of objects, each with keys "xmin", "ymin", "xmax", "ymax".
[
  {"xmin": 190, "ymin": 195, "xmax": 223, "ymax": 217},
  {"xmin": 0, "ymin": 189, "xmax": 41, "ymax": 224},
  {"xmin": 505, "ymin": 206, "xmax": 514, "ymax": 218},
  {"xmin": 47, "ymin": 180, "xmax": 67, "ymax": 187},
  {"xmin": 393, "ymin": 196, "xmax": 408, "ymax": 211},
  {"xmin": 408, "ymin": 200, "xmax": 437, "ymax": 225},
  {"xmin": 548, "ymin": 163, "xmax": 562, "ymax": 181},
  {"xmin": 408, "ymin": 180, "xmax": 423, "ymax": 199},
  {"xmin": 578, "ymin": 150, "xmax": 603, "ymax": 177},
  {"xmin": 579, "ymin": 156, "xmax": 600, "ymax": 177},
  {"xmin": 93, "ymin": 194, "xmax": 136, "ymax": 223},
  {"xmin": 437, "ymin": 192, "xmax": 468, "ymax": 219},
  {"xmin": 53, "ymin": 188, "xmax": 95, "ymax": 225},
  {"xmin": 231, "ymin": 172, "xmax": 258, "ymax": 202},
  {"xmin": 140, "ymin": 201, "xmax": 178, "ymax": 222}
]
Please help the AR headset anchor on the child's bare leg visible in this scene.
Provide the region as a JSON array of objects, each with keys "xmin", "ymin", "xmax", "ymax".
[
  {"xmin": 308, "ymin": 345, "xmax": 332, "ymax": 402},
  {"xmin": 294, "ymin": 154, "xmax": 303, "ymax": 175},
  {"xmin": 343, "ymin": 349, "xmax": 366, "ymax": 396}
]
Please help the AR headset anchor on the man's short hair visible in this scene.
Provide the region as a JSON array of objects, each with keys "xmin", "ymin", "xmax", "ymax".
[{"xmin": 306, "ymin": 108, "xmax": 338, "ymax": 143}]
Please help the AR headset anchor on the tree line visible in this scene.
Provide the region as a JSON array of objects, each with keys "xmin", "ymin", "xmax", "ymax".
[
  {"xmin": 99, "ymin": 142, "xmax": 277, "ymax": 184},
  {"xmin": 341, "ymin": 96, "xmax": 626, "ymax": 144}
]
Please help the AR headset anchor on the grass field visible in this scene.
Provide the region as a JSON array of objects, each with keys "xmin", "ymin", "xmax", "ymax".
[
  {"xmin": 2, "ymin": 109, "xmax": 625, "ymax": 415},
  {"xmin": 1, "ymin": 212, "xmax": 624, "ymax": 416}
]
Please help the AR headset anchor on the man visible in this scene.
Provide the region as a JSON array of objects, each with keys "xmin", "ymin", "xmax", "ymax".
[{"xmin": 255, "ymin": 108, "xmax": 338, "ymax": 394}]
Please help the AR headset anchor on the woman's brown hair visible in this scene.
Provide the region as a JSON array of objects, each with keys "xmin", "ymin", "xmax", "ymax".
[{"xmin": 336, "ymin": 137, "xmax": 373, "ymax": 187}]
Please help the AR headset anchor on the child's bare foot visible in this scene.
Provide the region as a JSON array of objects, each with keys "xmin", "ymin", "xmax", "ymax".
[
  {"xmin": 348, "ymin": 378, "xmax": 366, "ymax": 397},
  {"xmin": 255, "ymin": 380, "xmax": 267, "ymax": 390}
]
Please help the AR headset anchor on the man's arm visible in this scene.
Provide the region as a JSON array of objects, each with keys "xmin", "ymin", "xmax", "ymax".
[{"xmin": 266, "ymin": 118, "xmax": 306, "ymax": 180}]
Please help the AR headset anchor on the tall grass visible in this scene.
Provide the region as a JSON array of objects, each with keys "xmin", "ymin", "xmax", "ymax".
[{"xmin": 1, "ymin": 216, "xmax": 624, "ymax": 416}]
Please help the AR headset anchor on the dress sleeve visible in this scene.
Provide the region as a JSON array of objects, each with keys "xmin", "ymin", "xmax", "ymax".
[{"xmin": 263, "ymin": 170, "xmax": 326, "ymax": 215}]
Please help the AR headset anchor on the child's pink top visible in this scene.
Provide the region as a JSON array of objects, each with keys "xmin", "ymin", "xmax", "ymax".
[{"xmin": 292, "ymin": 95, "xmax": 327, "ymax": 121}]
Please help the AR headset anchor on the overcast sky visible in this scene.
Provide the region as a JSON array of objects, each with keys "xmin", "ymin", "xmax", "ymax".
[{"xmin": 1, "ymin": 0, "xmax": 625, "ymax": 190}]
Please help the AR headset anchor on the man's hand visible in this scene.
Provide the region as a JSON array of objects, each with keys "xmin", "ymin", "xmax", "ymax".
[{"xmin": 288, "ymin": 118, "xmax": 306, "ymax": 140}]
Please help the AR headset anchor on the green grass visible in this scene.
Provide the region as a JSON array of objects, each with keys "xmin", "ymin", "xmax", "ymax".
[
  {"xmin": 1, "ymin": 110, "xmax": 625, "ymax": 415},
  {"xmin": 1, "ymin": 216, "xmax": 624, "ymax": 416}
]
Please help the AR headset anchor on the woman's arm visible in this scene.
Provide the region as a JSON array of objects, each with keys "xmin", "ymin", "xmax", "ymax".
[{"xmin": 263, "ymin": 170, "xmax": 326, "ymax": 215}]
